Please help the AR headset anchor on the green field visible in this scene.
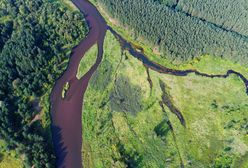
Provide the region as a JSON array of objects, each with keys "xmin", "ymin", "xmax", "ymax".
[{"xmin": 78, "ymin": 31, "xmax": 248, "ymax": 167}]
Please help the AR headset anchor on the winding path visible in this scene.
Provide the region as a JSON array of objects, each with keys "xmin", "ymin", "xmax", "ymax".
[{"xmin": 50, "ymin": 0, "xmax": 248, "ymax": 167}]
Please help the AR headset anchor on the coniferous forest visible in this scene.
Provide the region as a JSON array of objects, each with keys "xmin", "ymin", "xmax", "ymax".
[
  {"xmin": 176, "ymin": 0, "xmax": 248, "ymax": 37},
  {"xmin": 0, "ymin": 0, "xmax": 88, "ymax": 167},
  {"xmin": 98, "ymin": 0, "xmax": 248, "ymax": 64}
]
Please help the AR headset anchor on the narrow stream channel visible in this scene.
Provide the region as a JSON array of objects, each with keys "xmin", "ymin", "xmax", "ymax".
[
  {"xmin": 50, "ymin": 0, "xmax": 248, "ymax": 167},
  {"xmin": 109, "ymin": 27, "xmax": 248, "ymax": 95}
]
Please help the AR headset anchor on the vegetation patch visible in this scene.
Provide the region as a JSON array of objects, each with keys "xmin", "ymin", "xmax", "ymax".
[
  {"xmin": 62, "ymin": 82, "xmax": 70, "ymax": 98},
  {"xmin": 0, "ymin": 153, "xmax": 23, "ymax": 168},
  {"xmin": 77, "ymin": 44, "xmax": 98, "ymax": 79},
  {"xmin": 0, "ymin": 140, "xmax": 22, "ymax": 168},
  {"xmin": 154, "ymin": 119, "xmax": 170, "ymax": 138},
  {"xmin": 90, "ymin": 59, "xmax": 113, "ymax": 91},
  {"xmin": 110, "ymin": 76, "xmax": 143, "ymax": 115},
  {"xmin": 117, "ymin": 143, "xmax": 143, "ymax": 168}
]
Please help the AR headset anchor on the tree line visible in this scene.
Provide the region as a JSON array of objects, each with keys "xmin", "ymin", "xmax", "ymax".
[
  {"xmin": 98, "ymin": 0, "xmax": 248, "ymax": 64},
  {"xmin": 0, "ymin": 0, "xmax": 88, "ymax": 167}
]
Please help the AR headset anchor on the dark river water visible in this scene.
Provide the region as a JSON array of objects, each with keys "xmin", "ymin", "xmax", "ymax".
[
  {"xmin": 50, "ymin": 0, "xmax": 106, "ymax": 167},
  {"xmin": 50, "ymin": 0, "xmax": 248, "ymax": 167}
]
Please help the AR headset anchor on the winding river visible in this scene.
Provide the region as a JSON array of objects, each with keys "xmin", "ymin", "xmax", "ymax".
[
  {"xmin": 50, "ymin": 0, "xmax": 106, "ymax": 167},
  {"xmin": 50, "ymin": 0, "xmax": 248, "ymax": 167}
]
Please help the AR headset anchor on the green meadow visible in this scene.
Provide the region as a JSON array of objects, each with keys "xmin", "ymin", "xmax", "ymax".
[{"xmin": 78, "ymin": 31, "xmax": 248, "ymax": 167}]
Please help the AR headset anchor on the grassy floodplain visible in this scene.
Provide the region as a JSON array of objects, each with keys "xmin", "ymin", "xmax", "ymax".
[{"xmin": 78, "ymin": 28, "xmax": 248, "ymax": 167}]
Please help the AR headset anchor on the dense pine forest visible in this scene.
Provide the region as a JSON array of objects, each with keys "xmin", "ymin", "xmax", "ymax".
[
  {"xmin": 98, "ymin": 0, "xmax": 248, "ymax": 64},
  {"xmin": 176, "ymin": 0, "xmax": 248, "ymax": 37},
  {"xmin": 0, "ymin": 0, "xmax": 88, "ymax": 167}
]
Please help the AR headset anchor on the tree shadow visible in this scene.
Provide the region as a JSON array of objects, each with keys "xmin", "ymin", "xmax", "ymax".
[{"xmin": 51, "ymin": 125, "xmax": 68, "ymax": 168}]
